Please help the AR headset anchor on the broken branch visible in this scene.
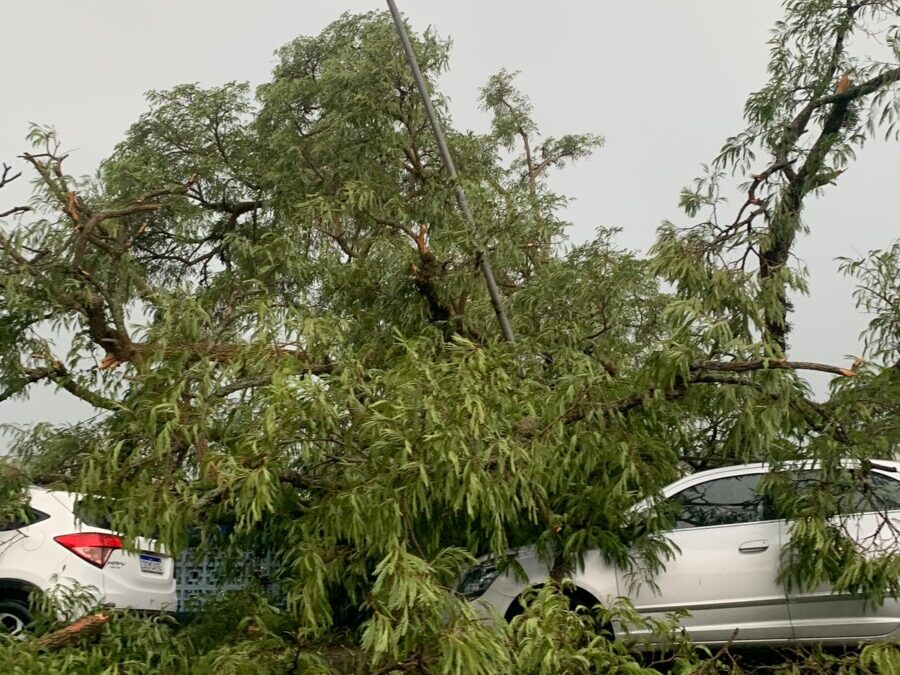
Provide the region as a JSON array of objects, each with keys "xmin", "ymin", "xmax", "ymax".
[
  {"xmin": 35, "ymin": 613, "xmax": 109, "ymax": 651},
  {"xmin": 692, "ymin": 358, "xmax": 856, "ymax": 378}
]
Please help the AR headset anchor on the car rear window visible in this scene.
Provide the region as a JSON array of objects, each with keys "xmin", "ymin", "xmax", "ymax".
[{"xmin": 73, "ymin": 499, "xmax": 114, "ymax": 529}]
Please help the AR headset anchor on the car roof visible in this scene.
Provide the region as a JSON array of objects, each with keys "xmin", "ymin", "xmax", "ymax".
[
  {"xmin": 662, "ymin": 458, "xmax": 900, "ymax": 497},
  {"xmin": 689, "ymin": 459, "xmax": 898, "ymax": 478},
  {"xmin": 25, "ymin": 485, "xmax": 79, "ymax": 513}
]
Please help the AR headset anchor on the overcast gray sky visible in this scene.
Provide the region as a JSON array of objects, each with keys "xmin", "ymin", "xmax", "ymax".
[{"xmin": 1, "ymin": 1, "xmax": 897, "ymax": 443}]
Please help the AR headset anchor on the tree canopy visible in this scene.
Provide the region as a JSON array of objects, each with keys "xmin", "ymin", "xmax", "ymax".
[{"xmin": 1, "ymin": 3, "xmax": 899, "ymax": 673}]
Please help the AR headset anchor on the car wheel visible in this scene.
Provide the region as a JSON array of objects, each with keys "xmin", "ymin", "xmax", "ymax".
[
  {"xmin": 505, "ymin": 586, "xmax": 613, "ymax": 637},
  {"xmin": 0, "ymin": 599, "xmax": 33, "ymax": 638}
]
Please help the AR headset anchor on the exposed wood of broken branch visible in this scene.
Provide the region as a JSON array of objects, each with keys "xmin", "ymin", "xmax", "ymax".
[{"xmin": 35, "ymin": 613, "xmax": 109, "ymax": 651}]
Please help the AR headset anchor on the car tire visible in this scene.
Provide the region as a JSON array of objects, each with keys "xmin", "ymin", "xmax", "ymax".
[{"xmin": 0, "ymin": 599, "xmax": 33, "ymax": 637}]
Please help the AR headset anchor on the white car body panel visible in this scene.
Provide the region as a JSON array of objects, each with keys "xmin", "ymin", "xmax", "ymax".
[
  {"xmin": 787, "ymin": 508, "xmax": 900, "ymax": 640},
  {"xmin": 625, "ymin": 519, "xmax": 791, "ymax": 643},
  {"xmin": 472, "ymin": 546, "xmax": 621, "ymax": 623}
]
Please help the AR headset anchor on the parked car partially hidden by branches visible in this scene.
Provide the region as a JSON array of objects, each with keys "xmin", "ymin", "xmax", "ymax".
[{"xmin": 466, "ymin": 461, "xmax": 900, "ymax": 647}]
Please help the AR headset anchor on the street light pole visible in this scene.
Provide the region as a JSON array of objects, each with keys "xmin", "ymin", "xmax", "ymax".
[{"xmin": 385, "ymin": 0, "xmax": 516, "ymax": 344}]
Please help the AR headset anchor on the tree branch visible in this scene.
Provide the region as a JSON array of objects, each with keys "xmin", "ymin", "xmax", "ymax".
[
  {"xmin": 0, "ymin": 370, "xmax": 50, "ymax": 404},
  {"xmin": 0, "ymin": 163, "xmax": 31, "ymax": 231},
  {"xmin": 35, "ymin": 613, "xmax": 109, "ymax": 651},
  {"xmin": 17, "ymin": 365, "xmax": 121, "ymax": 410},
  {"xmin": 692, "ymin": 358, "xmax": 856, "ymax": 378},
  {"xmin": 207, "ymin": 363, "xmax": 333, "ymax": 399},
  {"xmin": 567, "ymin": 359, "xmax": 853, "ymax": 424},
  {"xmin": 0, "ymin": 163, "xmax": 22, "ymax": 189},
  {"xmin": 0, "ymin": 205, "xmax": 30, "ymax": 219},
  {"xmin": 809, "ymin": 66, "xmax": 900, "ymax": 110}
]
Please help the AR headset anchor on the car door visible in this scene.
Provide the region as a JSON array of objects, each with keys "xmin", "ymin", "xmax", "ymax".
[
  {"xmin": 622, "ymin": 469, "xmax": 793, "ymax": 644},
  {"xmin": 786, "ymin": 468, "xmax": 900, "ymax": 640}
]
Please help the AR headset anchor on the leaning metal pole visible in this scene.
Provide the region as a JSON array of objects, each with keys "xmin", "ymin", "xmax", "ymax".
[{"xmin": 386, "ymin": 0, "xmax": 516, "ymax": 343}]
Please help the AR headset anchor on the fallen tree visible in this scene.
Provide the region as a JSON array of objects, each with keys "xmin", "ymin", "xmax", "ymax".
[{"xmin": 1, "ymin": 2, "xmax": 899, "ymax": 673}]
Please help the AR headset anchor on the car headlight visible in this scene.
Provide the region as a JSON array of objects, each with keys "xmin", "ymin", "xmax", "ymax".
[{"xmin": 457, "ymin": 562, "xmax": 501, "ymax": 600}]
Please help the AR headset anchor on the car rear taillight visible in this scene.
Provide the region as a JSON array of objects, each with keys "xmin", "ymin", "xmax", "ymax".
[{"xmin": 54, "ymin": 532, "xmax": 122, "ymax": 568}]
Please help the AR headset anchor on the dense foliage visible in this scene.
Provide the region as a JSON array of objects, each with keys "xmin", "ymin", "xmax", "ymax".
[{"xmin": 1, "ymin": 2, "xmax": 899, "ymax": 672}]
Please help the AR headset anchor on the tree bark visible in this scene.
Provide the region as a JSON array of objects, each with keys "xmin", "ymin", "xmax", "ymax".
[{"xmin": 35, "ymin": 613, "xmax": 109, "ymax": 651}]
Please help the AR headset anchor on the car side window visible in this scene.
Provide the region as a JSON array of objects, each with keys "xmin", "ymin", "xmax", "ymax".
[
  {"xmin": 791, "ymin": 470, "xmax": 900, "ymax": 514},
  {"xmin": 669, "ymin": 473, "xmax": 767, "ymax": 529},
  {"xmin": 868, "ymin": 473, "xmax": 900, "ymax": 510},
  {"xmin": 0, "ymin": 507, "xmax": 50, "ymax": 532}
]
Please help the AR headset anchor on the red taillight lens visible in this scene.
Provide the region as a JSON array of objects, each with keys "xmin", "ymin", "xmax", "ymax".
[{"xmin": 54, "ymin": 533, "xmax": 122, "ymax": 568}]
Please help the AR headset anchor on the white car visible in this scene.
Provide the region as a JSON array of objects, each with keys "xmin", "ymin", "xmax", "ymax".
[
  {"xmin": 0, "ymin": 487, "xmax": 176, "ymax": 635},
  {"xmin": 462, "ymin": 461, "xmax": 900, "ymax": 646}
]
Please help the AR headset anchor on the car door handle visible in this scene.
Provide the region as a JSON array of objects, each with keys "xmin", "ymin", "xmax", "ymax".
[{"xmin": 738, "ymin": 540, "xmax": 769, "ymax": 554}]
